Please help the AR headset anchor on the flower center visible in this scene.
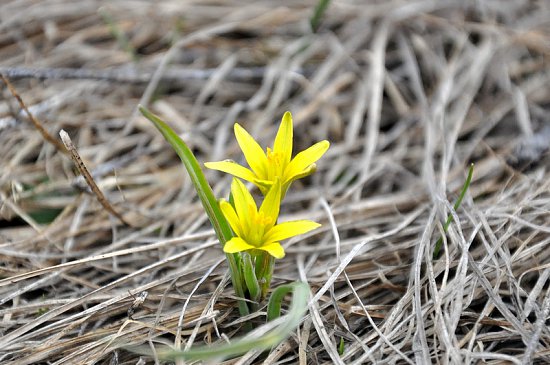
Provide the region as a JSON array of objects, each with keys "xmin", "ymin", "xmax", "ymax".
[
  {"xmin": 247, "ymin": 208, "xmax": 272, "ymax": 247},
  {"xmin": 266, "ymin": 147, "xmax": 285, "ymax": 181}
]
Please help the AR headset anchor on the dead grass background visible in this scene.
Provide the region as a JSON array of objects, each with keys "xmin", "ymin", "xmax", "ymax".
[{"xmin": 1, "ymin": 1, "xmax": 549, "ymax": 364}]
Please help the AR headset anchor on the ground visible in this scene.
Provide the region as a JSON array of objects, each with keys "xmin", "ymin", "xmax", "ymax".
[{"xmin": 0, "ymin": 1, "xmax": 549, "ymax": 364}]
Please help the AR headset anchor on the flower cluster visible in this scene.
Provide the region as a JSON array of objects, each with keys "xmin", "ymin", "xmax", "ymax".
[
  {"xmin": 206, "ymin": 111, "xmax": 329, "ymax": 259},
  {"xmin": 141, "ymin": 105, "xmax": 329, "ymax": 324}
]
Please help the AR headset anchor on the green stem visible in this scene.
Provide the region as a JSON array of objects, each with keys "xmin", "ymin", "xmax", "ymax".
[{"xmin": 255, "ymin": 251, "xmax": 275, "ymax": 301}]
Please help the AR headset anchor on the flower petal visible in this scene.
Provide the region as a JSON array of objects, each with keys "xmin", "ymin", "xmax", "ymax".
[
  {"xmin": 259, "ymin": 179, "xmax": 281, "ymax": 229},
  {"xmin": 234, "ymin": 123, "xmax": 268, "ymax": 178},
  {"xmin": 285, "ymin": 140, "xmax": 329, "ymax": 179},
  {"xmin": 204, "ymin": 160, "xmax": 256, "ymax": 182},
  {"xmin": 219, "ymin": 200, "xmax": 243, "ymax": 237},
  {"xmin": 230, "ymin": 178, "xmax": 257, "ymax": 227},
  {"xmin": 273, "ymin": 112, "xmax": 293, "ymax": 166},
  {"xmin": 253, "ymin": 178, "xmax": 273, "ymax": 195},
  {"xmin": 224, "ymin": 237, "xmax": 255, "ymax": 253},
  {"xmin": 259, "ymin": 242, "xmax": 285, "ymax": 259},
  {"xmin": 264, "ymin": 220, "xmax": 321, "ymax": 243},
  {"xmin": 281, "ymin": 164, "xmax": 316, "ymax": 195}
]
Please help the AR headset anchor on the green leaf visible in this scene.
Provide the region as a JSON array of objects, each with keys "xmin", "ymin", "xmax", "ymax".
[
  {"xmin": 266, "ymin": 283, "xmax": 297, "ymax": 321},
  {"xmin": 310, "ymin": 0, "xmax": 331, "ymax": 32},
  {"xmin": 133, "ymin": 282, "xmax": 309, "ymax": 361},
  {"xmin": 242, "ymin": 253, "xmax": 260, "ymax": 305},
  {"xmin": 29, "ymin": 208, "xmax": 63, "ymax": 224},
  {"xmin": 98, "ymin": 7, "xmax": 137, "ymax": 61},
  {"xmin": 338, "ymin": 337, "xmax": 345, "ymax": 356},
  {"xmin": 139, "ymin": 105, "xmax": 249, "ymax": 319},
  {"xmin": 433, "ymin": 163, "xmax": 474, "ymax": 258}
]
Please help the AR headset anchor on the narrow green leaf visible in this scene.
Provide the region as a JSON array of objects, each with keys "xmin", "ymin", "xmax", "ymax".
[
  {"xmin": 139, "ymin": 105, "xmax": 250, "ymax": 319},
  {"xmin": 140, "ymin": 106, "xmax": 230, "ymax": 242},
  {"xmin": 133, "ymin": 282, "xmax": 310, "ymax": 361},
  {"xmin": 310, "ymin": 0, "xmax": 331, "ymax": 32},
  {"xmin": 338, "ymin": 337, "xmax": 345, "ymax": 356},
  {"xmin": 98, "ymin": 7, "xmax": 137, "ymax": 61},
  {"xmin": 433, "ymin": 163, "xmax": 474, "ymax": 258}
]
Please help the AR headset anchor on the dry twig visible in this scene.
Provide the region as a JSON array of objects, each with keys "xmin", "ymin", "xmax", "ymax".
[{"xmin": 59, "ymin": 130, "xmax": 131, "ymax": 227}]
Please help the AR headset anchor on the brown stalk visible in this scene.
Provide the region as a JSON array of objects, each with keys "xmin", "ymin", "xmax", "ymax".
[
  {"xmin": 0, "ymin": 74, "xmax": 68, "ymax": 155},
  {"xmin": 59, "ymin": 130, "xmax": 132, "ymax": 227}
]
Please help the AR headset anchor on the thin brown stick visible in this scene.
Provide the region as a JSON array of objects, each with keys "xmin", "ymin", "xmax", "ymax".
[
  {"xmin": 59, "ymin": 129, "xmax": 131, "ymax": 227},
  {"xmin": 0, "ymin": 74, "xmax": 68, "ymax": 155}
]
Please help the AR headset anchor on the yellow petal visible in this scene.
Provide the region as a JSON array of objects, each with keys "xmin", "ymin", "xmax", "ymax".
[
  {"xmin": 230, "ymin": 178, "xmax": 257, "ymax": 225},
  {"xmin": 285, "ymin": 140, "xmax": 329, "ymax": 179},
  {"xmin": 204, "ymin": 161, "xmax": 256, "ymax": 183},
  {"xmin": 224, "ymin": 237, "xmax": 255, "ymax": 253},
  {"xmin": 264, "ymin": 220, "xmax": 321, "ymax": 244},
  {"xmin": 259, "ymin": 242, "xmax": 285, "ymax": 259},
  {"xmin": 273, "ymin": 111, "xmax": 293, "ymax": 166},
  {"xmin": 259, "ymin": 179, "xmax": 281, "ymax": 229},
  {"xmin": 253, "ymin": 178, "xmax": 274, "ymax": 195},
  {"xmin": 234, "ymin": 123, "xmax": 268, "ymax": 178},
  {"xmin": 281, "ymin": 164, "xmax": 316, "ymax": 195},
  {"xmin": 253, "ymin": 178, "xmax": 274, "ymax": 189},
  {"xmin": 219, "ymin": 200, "xmax": 243, "ymax": 237}
]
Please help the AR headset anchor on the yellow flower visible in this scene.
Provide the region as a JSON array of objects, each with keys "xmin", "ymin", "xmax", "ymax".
[
  {"xmin": 205, "ymin": 111, "xmax": 329, "ymax": 196},
  {"xmin": 221, "ymin": 178, "xmax": 320, "ymax": 259}
]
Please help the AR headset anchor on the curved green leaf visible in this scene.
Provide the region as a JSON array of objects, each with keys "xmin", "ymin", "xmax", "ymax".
[
  {"xmin": 266, "ymin": 283, "xmax": 296, "ymax": 321},
  {"xmin": 242, "ymin": 253, "xmax": 260, "ymax": 305},
  {"xmin": 133, "ymin": 282, "xmax": 309, "ymax": 361},
  {"xmin": 139, "ymin": 105, "xmax": 249, "ymax": 318}
]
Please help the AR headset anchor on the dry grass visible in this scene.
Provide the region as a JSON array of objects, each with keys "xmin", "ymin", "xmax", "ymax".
[{"xmin": 1, "ymin": 0, "xmax": 550, "ymax": 364}]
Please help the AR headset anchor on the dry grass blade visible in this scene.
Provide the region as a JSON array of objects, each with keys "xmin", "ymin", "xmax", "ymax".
[{"xmin": 1, "ymin": 1, "xmax": 550, "ymax": 364}]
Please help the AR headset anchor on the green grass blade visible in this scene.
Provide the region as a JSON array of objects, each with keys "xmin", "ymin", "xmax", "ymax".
[
  {"xmin": 338, "ymin": 337, "xmax": 345, "ymax": 356},
  {"xmin": 433, "ymin": 163, "xmax": 474, "ymax": 258},
  {"xmin": 98, "ymin": 7, "xmax": 137, "ymax": 61},
  {"xmin": 138, "ymin": 105, "xmax": 249, "ymax": 319},
  {"xmin": 140, "ymin": 282, "xmax": 309, "ymax": 362},
  {"xmin": 310, "ymin": 0, "xmax": 331, "ymax": 32}
]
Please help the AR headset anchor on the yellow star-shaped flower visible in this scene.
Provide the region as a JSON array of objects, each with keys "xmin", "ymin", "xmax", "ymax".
[
  {"xmin": 205, "ymin": 111, "xmax": 330, "ymax": 197},
  {"xmin": 220, "ymin": 178, "xmax": 320, "ymax": 259}
]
